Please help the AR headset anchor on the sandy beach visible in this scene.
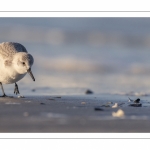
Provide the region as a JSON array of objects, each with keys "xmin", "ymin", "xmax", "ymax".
[
  {"xmin": 0, "ymin": 93, "xmax": 149, "ymax": 133},
  {"xmin": 0, "ymin": 18, "xmax": 150, "ymax": 134}
]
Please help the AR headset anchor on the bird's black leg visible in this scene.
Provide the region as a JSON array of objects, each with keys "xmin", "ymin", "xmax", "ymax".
[
  {"xmin": 14, "ymin": 83, "xmax": 20, "ymax": 95},
  {"xmin": 0, "ymin": 82, "xmax": 7, "ymax": 97}
]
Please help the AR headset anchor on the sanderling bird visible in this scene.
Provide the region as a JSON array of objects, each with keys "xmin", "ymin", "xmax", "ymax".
[{"xmin": 0, "ymin": 42, "xmax": 35, "ymax": 97}]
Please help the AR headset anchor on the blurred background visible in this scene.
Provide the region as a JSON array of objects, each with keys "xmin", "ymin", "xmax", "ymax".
[{"xmin": 0, "ymin": 18, "xmax": 150, "ymax": 95}]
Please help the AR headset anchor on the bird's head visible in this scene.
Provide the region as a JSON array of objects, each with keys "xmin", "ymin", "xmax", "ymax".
[{"xmin": 13, "ymin": 52, "xmax": 35, "ymax": 81}]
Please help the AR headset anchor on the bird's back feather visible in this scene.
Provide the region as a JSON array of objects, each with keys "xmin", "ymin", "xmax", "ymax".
[{"xmin": 0, "ymin": 42, "xmax": 28, "ymax": 60}]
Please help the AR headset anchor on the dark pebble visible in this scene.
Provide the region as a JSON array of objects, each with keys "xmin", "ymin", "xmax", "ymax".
[
  {"xmin": 134, "ymin": 98, "xmax": 140, "ymax": 103},
  {"xmin": 129, "ymin": 103, "xmax": 142, "ymax": 107},
  {"xmin": 32, "ymin": 89, "xmax": 36, "ymax": 92},
  {"xmin": 85, "ymin": 89, "xmax": 93, "ymax": 94},
  {"xmin": 40, "ymin": 103, "xmax": 45, "ymax": 105},
  {"xmin": 94, "ymin": 107, "xmax": 103, "ymax": 111}
]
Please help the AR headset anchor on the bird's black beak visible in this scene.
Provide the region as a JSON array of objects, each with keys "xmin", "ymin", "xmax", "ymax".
[{"xmin": 27, "ymin": 68, "xmax": 35, "ymax": 81}]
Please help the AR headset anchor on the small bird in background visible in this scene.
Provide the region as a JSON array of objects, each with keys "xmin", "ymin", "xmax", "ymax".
[{"xmin": 0, "ymin": 42, "xmax": 35, "ymax": 97}]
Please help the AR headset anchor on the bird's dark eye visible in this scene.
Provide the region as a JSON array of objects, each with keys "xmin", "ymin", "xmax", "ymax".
[{"xmin": 22, "ymin": 62, "xmax": 25, "ymax": 65}]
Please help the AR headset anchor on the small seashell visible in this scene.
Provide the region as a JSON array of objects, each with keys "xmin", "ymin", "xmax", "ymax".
[
  {"xmin": 112, "ymin": 109, "xmax": 125, "ymax": 117},
  {"xmin": 18, "ymin": 95, "xmax": 25, "ymax": 98},
  {"xmin": 112, "ymin": 103, "xmax": 118, "ymax": 108},
  {"xmin": 128, "ymin": 97, "xmax": 140, "ymax": 103}
]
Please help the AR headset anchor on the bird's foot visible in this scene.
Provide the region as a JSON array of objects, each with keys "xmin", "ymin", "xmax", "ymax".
[
  {"xmin": 14, "ymin": 83, "xmax": 20, "ymax": 95},
  {"xmin": 0, "ymin": 94, "xmax": 13, "ymax": 98},
  {"xmin": 0, "ymin": 94, "xmax": 7, "ymax": 97}
]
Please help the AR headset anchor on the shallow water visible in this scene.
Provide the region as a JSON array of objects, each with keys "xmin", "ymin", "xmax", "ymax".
[{"xmin": 0, "ymin": 18, "xmax": 150, "ymax": 96}]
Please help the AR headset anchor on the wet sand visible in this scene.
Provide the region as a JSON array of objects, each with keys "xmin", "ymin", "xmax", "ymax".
[{"xmin": 0, "ymin": 94, "xmax": 150, "ymax": 133}]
